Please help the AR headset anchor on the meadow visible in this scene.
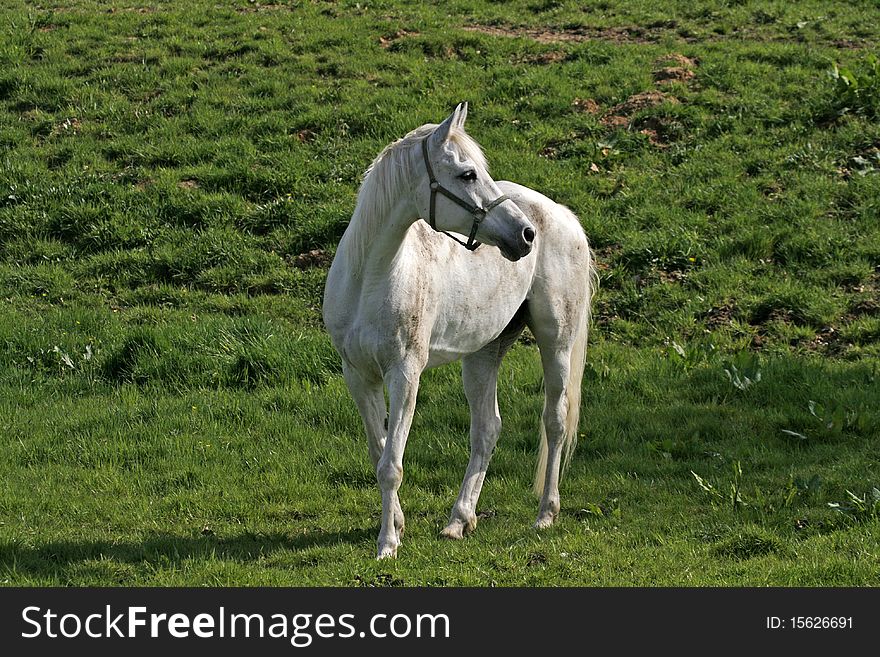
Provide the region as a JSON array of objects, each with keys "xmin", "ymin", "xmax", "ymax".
[{"xmin": 1, "ymin": 0, "xmax": 878, "ymax": 585}]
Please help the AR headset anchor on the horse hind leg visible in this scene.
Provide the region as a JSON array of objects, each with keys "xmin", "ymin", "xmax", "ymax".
[
  {"xmin": 532, "ymin": 348, "xmax": 574, "ymax": 528},
  {"xmin": 528, "ymin": 289, "xmax": 590, "ymax": 529},
  {"xmin": 442, "ymin": 308, "xmax": 525, "ymax": 540}
]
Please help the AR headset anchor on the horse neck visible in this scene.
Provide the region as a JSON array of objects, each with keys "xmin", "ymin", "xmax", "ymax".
[
  {"xmin": 341, "ymin": 148, "xmax": 421, "ymax": 282},
  {"xmin": 354, "ymin": 196, "xmax": 419, "ymax": 281}
]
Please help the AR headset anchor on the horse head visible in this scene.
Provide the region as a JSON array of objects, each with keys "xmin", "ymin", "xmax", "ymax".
[{"xmin": 417, "ymin": 103, "xmax": 536, "ymax": 261}]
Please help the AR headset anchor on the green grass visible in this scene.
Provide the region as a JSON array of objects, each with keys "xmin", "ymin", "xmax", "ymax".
[{"xmin": 1, "ymin": 0, "xmax": 879, "ymax": 585}]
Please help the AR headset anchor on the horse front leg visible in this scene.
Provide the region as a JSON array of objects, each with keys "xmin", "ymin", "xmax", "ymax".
[
  {"xmin": 376, "ymin": 363, "xmax": 421, "ymax": 559},
  {"xmin": 342, "ymin": 362, "xmax": 386, "ymax": 469}
]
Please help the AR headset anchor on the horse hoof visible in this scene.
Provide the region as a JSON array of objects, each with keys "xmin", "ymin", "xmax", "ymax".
[
  {"xmin": 441, "ymin": 513, "xmax": 478, "ymax": 539},
  {"xmin": 533, "ymin": 514, "xmax": 556, "ymax": 530},
  {"xmin": 440, "ymin": 524, "xmax": 465, "ymax": 540},
  {"xmin": 376, "ymin": 544, "xmax": 398, "ymax": 559}
]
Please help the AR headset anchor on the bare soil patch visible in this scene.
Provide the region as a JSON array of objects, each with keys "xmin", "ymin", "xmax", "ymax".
[
  {"xmin": 514, "ymin": 50, "xmax": 569, "ymax": 65},
  {"xmin": 292, "ymin": 249, "xmax": 332, "ymax": 270},
  {"xmin": 236, "ymin": 3, "xmax": 294, "ymax": 13},
  {"xmin": 654, "ymin": 66, "xmax": 696, "ymax": 84},
  {"xmin": 607, "ymin": 90, "xmax": 679, "ymax": 118},
  {"xmin": 463, "ymin": 24, "xmax": 665, "ymax": 45},
  {"xmin": 653, "ymin": 53, "xmax": 698, "ymax": 86},
  {"xmin": 656, "ymin": 53, "xmax": 697, "ymax": 68},
  {"xmin": 600, "ymin": 91, "xmax": 680, "ymax": 145},
  {"xmin": 700, "ymin": 301, "xmax": 737, "ymax": 329},
  {"xmin": 572, "ymin": 97, "xmax": 601, "ymax": 115},
  {"xmin": 379, "ymin": 30, "xmax": 419, "ymax": 49}
]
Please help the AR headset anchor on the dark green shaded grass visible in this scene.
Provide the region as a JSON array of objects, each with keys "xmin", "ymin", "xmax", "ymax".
[{"xmin": 1, "ymin": 0, "xmax": 879, "ymax": 584}]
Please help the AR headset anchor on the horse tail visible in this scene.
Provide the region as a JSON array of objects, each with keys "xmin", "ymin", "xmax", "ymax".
[{"xmin": 533, "ymin": 241, "xmax": 596, "ymax": 497}]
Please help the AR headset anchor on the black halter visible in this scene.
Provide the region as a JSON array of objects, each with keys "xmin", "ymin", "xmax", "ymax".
[{"xmin": 421, "ymin": 136, "xmax": 510, "ymax": 251}]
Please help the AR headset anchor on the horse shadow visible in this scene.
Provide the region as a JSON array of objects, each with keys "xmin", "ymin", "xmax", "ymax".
[{"xmin": 0, "ymin": 527, "xmax": 375, "ymax": 578}]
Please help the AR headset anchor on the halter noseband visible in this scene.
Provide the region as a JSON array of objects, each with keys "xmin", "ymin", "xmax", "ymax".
[{"xmin": 421, "ymin": 136, "xmax": 510, "ymax": 251}]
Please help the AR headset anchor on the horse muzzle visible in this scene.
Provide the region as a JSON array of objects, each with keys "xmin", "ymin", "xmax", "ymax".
[{"xmin": 497, "ymin": 222, "xmax": 535, "ymax": 261}]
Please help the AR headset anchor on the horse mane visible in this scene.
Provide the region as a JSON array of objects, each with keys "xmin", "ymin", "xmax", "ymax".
[{"xmin": 342, "ymin": 122, "xmax": 489, "ymax": 276}]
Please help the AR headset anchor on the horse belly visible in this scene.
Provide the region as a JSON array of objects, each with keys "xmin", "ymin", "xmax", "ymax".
[
  {"xmin": 426, "ymin": 295, "xmax": 524, "ymax": 367},
  {"xmin": 424, "ymin": 249, "xmax": 533, "ymax": 367}
]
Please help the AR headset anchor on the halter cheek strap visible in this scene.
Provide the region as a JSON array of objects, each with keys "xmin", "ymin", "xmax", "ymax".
[{"xmin": 421, "ymin": 137, "xmax": 510, "ymax": 251}]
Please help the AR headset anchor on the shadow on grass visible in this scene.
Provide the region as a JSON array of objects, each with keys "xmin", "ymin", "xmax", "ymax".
[{"xmin": 0, "ymin": 527, "xmax": 375, "ymax": 577}]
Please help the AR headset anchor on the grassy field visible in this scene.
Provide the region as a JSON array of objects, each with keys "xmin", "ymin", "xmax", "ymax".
[{"xmin": 1, "ymin": 0, "xmax": 879, "ymax": 585}]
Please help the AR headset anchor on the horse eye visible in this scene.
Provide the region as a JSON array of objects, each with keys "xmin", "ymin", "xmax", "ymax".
[{"xmin": 459, "ymin": 170, "xmax": 477, "ymax": 182}]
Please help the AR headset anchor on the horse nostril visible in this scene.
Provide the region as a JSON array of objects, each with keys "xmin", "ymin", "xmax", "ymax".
[{"xmin": 523, "ymin": 226, "xmax": 536, "ymax": 244}]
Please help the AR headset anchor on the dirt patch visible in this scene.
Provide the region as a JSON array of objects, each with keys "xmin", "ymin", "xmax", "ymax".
[
  {"xmin": 236, "ymin": 3, "xmax": 294, "ymax": 12},
  {"xmin": 656, "ymin": 269, "xmax": 687, "ymax": 284},
  {"xmin": 654, "ymin": 66, "xmax": 696, "ymax": 84},
  {"xmin": 526, "ymin": 551, "xmax": 547, "ymax": 566},
  {"xmin": 831, "ymin": 38, "xmax": 865, "ymax": 49},
  {"xmin": 596, "ymin": 91, "xmax": 678, "ymax": 135},
  {"xmin": 443, "ymin": 21, "xmax": 871, "ymax": 50},
  {"xmin": 463, "ymin": 24, "xmax": 665, "ymax": 45},
  {"xmin": 638, "ymin": 115, "xmax": 684, "ymax": 147},
  {"xmin": 51, "ymin": 117, "xmax": 81, "ymax": 137},
  {"xmin": 598, "ymin": 91, "xmax": 683, "ymax": 147},
  {"xmin": 652, "ymin": 53, "xmax": 697, "ymax": 86},
  {"xmin": 571, "ymin": 91, "xmax": 686, "ymax": 148},
  {"xmin": 700, "ymin": 301, "xmax": 737, "ymax": 329},
  {"xmin": 607, "ymin": 90, "xmax": 679, "ymax": 118},
  {"xmin": 843, "ymin": 270, "xmax": 880, "ymax": 318},
  {"xmin": 599, "ymin": 114, "xmax": 628, "ymax": 130},
  {"xmin": 571, "ymin": 55, "xmax": 694, "ymax": 147},
  {"xmin": 751, "ymin": 307, "xmax": 795, "ymax": 326},
  {"xmin": 802, "ymin": 326, "xmax": 850, "ymax": 356},
  {"xmin": 539, "ymin": 145, "xmax": 559, "ymax": 159},
  {"xmin": 379, "ymin": 29, "xmax": 419, "ymax": 49},
  {"xmin": 514, "ymin": 50, "xmax": 569, "ymax": 65},
  {"xmin": 656, "ymin": 53, "xmax": 697, "ymax": 68},
  {"xmin": 848, "ymin": 298, "xmax": 880, "ymax": 317},
  {"xmin": 107, "ymin": 5, "xmax": 157, "ymax": 13},
  {"xmin": 177, "ymin": 179, "xmax": 199, "ymax": 190},
  {"xmin": 292, "ymin": 249, "xmax": 332, "ymax": 270},
  {"xmin": 296, "ymin": 129, "xmax": 317, "ymax": 144},
  {"xmin": 592, "ymin": 244, "xmax": 621, "ymax": 273},
  {"xmin": 572, "ymin": 97, "xmax": 601, "ymax": 115},
  {"xmin": 636, "ymin": 128, "xmax": 662, "ymax": 147}
]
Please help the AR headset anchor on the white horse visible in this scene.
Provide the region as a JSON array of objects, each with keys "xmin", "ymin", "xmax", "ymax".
[{"xmin": 323, "ymin": 103, "xmax": 595, "ymax": 558}]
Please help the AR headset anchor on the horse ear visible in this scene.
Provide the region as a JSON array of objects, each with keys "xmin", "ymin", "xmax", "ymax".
[
  {"xmin": 432, "ymin": 103, "xmax": 466, "ymax": 145},
  {"xmin": 455, "ymin": 102, "xmax": 468, "ymax": 129}
]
